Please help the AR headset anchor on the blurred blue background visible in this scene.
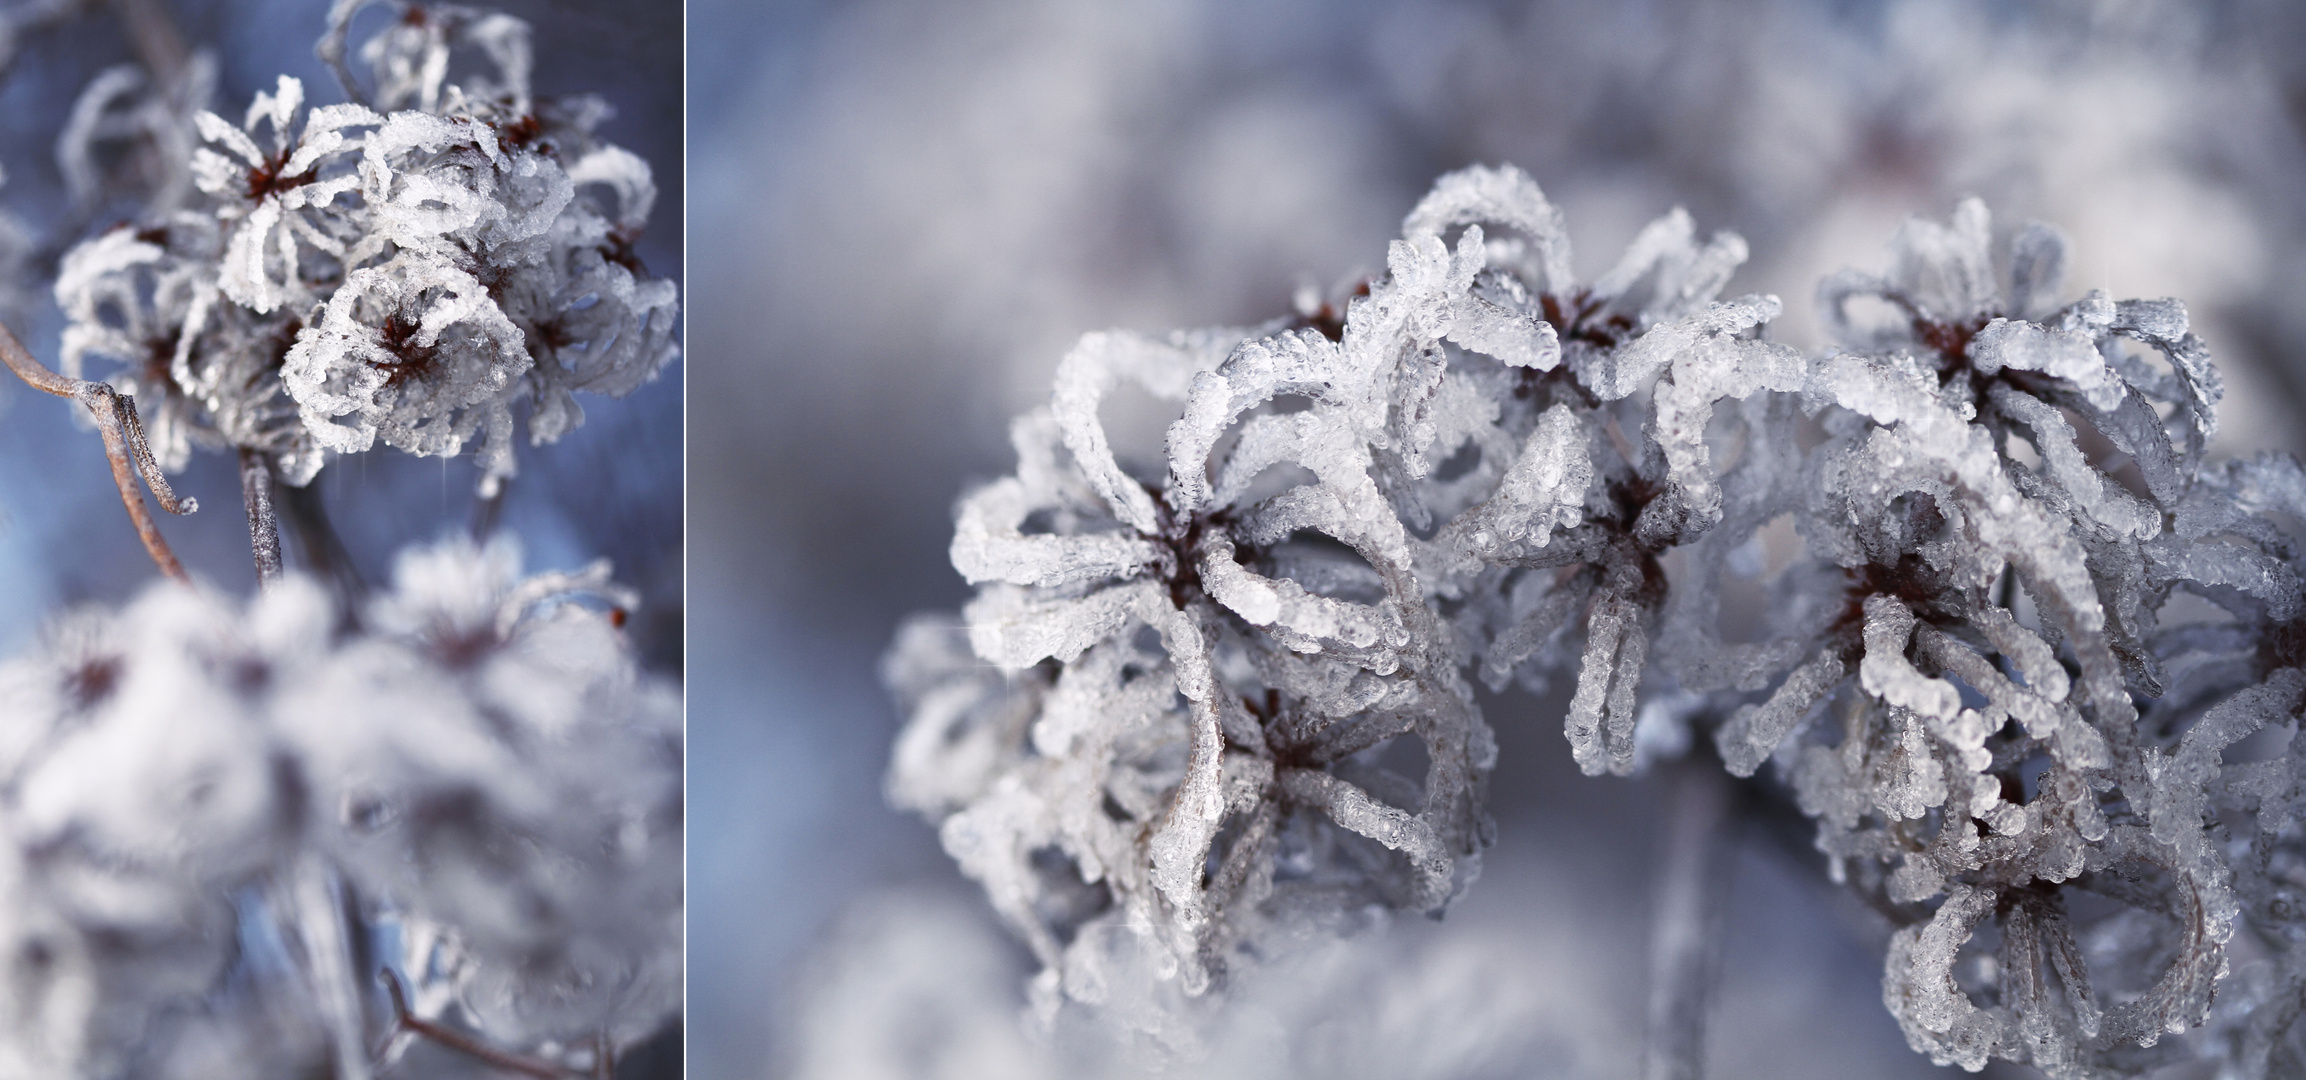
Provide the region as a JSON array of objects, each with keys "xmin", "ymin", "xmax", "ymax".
[{"xmin": 691, "ymin": 1, "xmax": 2306, "ymax": 1076}]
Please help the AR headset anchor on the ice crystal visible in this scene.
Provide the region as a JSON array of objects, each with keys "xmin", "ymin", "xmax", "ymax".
[{"xmin": 895, "ymin": 169, "xmax": 2306, "ymax": 1077}]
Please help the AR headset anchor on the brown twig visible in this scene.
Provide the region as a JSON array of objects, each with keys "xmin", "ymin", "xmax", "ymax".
[
  {"xmin": 240, "ymin": 448, "xmax": 283, "ymax": 584},
  {"xmin": 378, "ymin": 969, "xmax": 588, "ymax": 1080},
  {"xmin": 0, "ymin": 320, "xmax": 196, "ymax": 583}
]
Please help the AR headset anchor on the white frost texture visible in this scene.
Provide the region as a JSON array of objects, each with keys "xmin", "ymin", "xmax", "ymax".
[
  {"xmin": 890, "ymin": 168, "xmax": 2306, "ymax": 1077},
  {"xmin": 0, "ymin": 535, "xmax": 679, "ymax": 1078},
  {"xmin": 56, "ymin": 0, "xmax": 678, "ymax": 496}
]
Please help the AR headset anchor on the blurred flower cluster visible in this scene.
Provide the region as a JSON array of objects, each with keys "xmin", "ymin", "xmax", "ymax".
[
  {"xmin": 892, "ymin": 164, "xmax": 2306, "ymax": 1077},
  {"xmin": 0, "ymin": 537, "xmax": 679, "ymax": 1078}
]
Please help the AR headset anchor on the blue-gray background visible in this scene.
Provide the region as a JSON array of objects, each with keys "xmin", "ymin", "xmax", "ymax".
[{"xmin": 692, "ymin": 1, "xmax": 2306, "ymax": 1076}]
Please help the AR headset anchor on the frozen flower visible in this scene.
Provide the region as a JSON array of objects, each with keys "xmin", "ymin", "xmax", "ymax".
[
  {"xmin": 897, "ymin": 172, "xmax": 2306, "ymax": 1079},
  {"xmin": 51, "ymin": 4, "xmax": 676, "ymax": 497},
  {"xmin": 0, "ymin": 534, "xmax": 677, "ymax": 1073},
  {"xmin": 191, "ymin": 75, "xmax": 378, "ymax": 315},
  {"xmin": 324, "ymin": 0, "xmax": 535, "ymax": 117},
  {"xmin": 282, "ymin": 256, "xmax": 529, "ymax": 492}
]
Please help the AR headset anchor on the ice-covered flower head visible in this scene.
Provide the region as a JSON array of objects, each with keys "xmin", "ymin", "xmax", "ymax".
[
  {"xmin": 282, "ymin": 256, "xmax": 529, "ymax": 486},
  {"xmin": 891, "ymin": 164, "xmax": 1798, "ymax": 1036},
  {"xmin": 57, "ymin": 3, "xmax": 677, "ymax": 497},
  {"xmin": 896, "ymin": 170, "xmax": 2306, "ymax": 1078},
  {"xmin": 191, "ymin": 74, "xmax": 377, "ymax": 316}
]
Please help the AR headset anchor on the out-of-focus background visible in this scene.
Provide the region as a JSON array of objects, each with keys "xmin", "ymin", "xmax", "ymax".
[{"xmin": 693, "ymin": 1, "xmax": 2306, "ymax": 1076}]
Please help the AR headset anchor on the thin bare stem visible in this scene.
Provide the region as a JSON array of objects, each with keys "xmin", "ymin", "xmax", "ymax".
[
  {"xmin": 0, "ymin": 320, "xmax": 197, "ymax": 583},
  {"xmin": 378, "ymin": 969, "xmax": 585, "ymax": 1080},
  {"xmin": 0, "ymin": 319, "xmax": 74, "ymax": 397},
  {"xmin": 279, "ymin": 479, "xmax": 367, "ymax": 616},
  {"xmin": 240, "ymin": 449, "xmax": 284, "ymax": 584},
  {"xmin": 112, "ymin": 387, "xmax": 195, "ymax": 513},
  {"xmin": 83, "ymin": 386, "xmax": 190, "ymax": 582},
  {"xmin": 1644, "ymin": 763, "xmax": 1733, "ymax": 1080}
]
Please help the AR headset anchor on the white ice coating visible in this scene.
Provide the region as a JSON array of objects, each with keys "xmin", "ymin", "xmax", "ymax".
[
  {"xmin": 891, "ymin": 178, "xmax": 2306, "ymax": 1077},
  {"xmin": 1858, "ymin": 596, "xmax": 1960, "ymax": 721},
  {"xmin": 1055, "ymin": 330, "xmax": 1221, "ymax": 534},
  {"xmin": 951, "ymin": 477, "xmax": 1159, "ymax": 588},
  {"xmin": 1968, "ymin": 318, "xmax": 2127, "ymax": 413},
  {"xmin": 0, "ymin": 537, "xmax": 678, "ymax": 1070},
  {"xmin": 1455, "ymin": 402, "xmax": 1592, "ymax": 560},
  {"xmin": 1715, "ymin": 649, "xmax": 1846, "ymax": 778},
  {"xmin": 1400, "ymin": 163, "xmax": 1573, "ymax": 294},
  {"xmin": 66, "ymin": 12, "xmax": 678, "ymax": 494}
]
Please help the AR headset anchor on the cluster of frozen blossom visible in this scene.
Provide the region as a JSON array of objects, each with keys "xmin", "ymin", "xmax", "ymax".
[
  {"xmin": 888, "ymin": 163, "xmax": 2306, "ymax": 1075},
  {"xmin": 55, "ymin": 0, "xmax": 677, "ymax": 496},
  {"xmin": 0, "ymin": 2, "xmax": 681, "ymax": 1075},
  {"xmin": 0, "ymin": 536, "xmax": 680, "ymax": 1078}
]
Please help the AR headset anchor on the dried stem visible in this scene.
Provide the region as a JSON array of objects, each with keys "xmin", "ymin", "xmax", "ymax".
[
  {"xmin": 240, "ymin": 449, "xmax": 284, "ymax": 584},
  {"xmin": 1644, "ymin": 763, "xmax": 1734, "ymax": 1080},
  {"xmin": 378, "ymin": 969, "xmax": 588, "ymax": 1080},
  {"xmin": 0, "ymin": 320, "xmax": 196, "ymax": 583},
  {"xmin": 279, "ymin": 479, "xmax": 366, "ymax": 610}
]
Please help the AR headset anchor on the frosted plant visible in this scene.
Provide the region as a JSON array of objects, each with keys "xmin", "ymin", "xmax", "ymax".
[
  {"xmin": 47, "ymin": 0, "xmax": 678, "ymax": 537},
  {"xmin": 888, "ymin": 163, "xmax": 1783, "ymax": 1039},
  {"xmin": 1407, "ymin": 167, "xmax": 1802, "ymax": 778},
  {"xmin": 57, "ymin": 49, "xmax": 215, "ymax": 218},
  {"xmin": 284, "ymin": 256, "xmax": 531, "ymax": 482},
  {"xmin": 895, "ymin": 170, "xmax": 2306, "ymax": 1078},
  {"xmin": 0, "ymin": 1, "xmax": 679, "ymax": 1075},
  {"xmin": 55, "ymin": 217, "xmax": 323, "ymax": 483},
  {"xmin": 1727, "ymin": 202, "xmax": 2303, "ymax": 1078},
  {"xmin": 0, "ymin": 536, "xmax": 678, "ymax": 1078},
  {"xmin": 319, "ymin": 0, "xmax": 534, "ymax": 118}
]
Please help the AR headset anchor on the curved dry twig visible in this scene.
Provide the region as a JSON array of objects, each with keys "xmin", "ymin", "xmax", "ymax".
[
  {"xmin": 377, "ymin": 968, "xmax": 589, "ymax": 1080},
  {"xmin": 0, "ymin": 319, "xmax": 197, "ymax": 582}
]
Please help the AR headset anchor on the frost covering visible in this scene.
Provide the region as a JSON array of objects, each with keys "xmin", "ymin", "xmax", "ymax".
[
  {"xmin": 891, "ymin": 169, "xmax": 2306, "ymax": 1076},
  {"xmin": 0, "ymin": 536, "xmax": 679, "ymax": 1077},
  {"xmin": 56, "ymin": 0, "xmax": 678, "ymax": 494}
]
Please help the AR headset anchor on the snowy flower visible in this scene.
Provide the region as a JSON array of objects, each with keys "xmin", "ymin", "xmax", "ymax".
[
  {"xmin": 0, "ymin": 534, "xmax": 678, "ymax": 1073},
  {"xmin": 897, "ymin": 171, "xmax": 2306, "ymax": 1079},
  {"xmin": 282, "ymin": 256, "xmax": 529, "ymax": 491},
  {"xmin": 191, "ymin": 75, "xmax": 378, "ymax": 315},
  {"xmin": 53, "ymin": 4, "xmax": 677, "ymax": 496},
  {"xmin": 329, "ymin": 0, "xmax": 535, "ymax": 117}
]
